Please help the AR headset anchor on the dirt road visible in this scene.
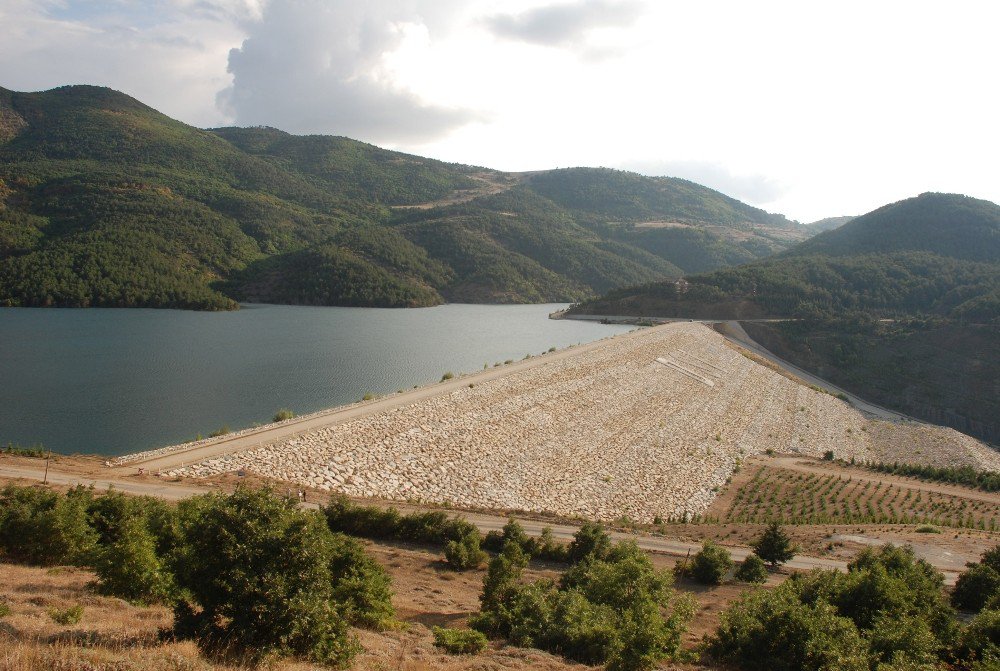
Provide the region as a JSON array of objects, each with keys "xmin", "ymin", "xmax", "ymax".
[
  {"xmin": 716, "ymin": 321, "xmax": 909, "ymax": 421},
  {"xmin": 772, "ymin": 455, "xmax": 1000, "ymax": 505},
  {"xmin": 0, "ymin": 461, "xmax": 960, "ymax": 583}
]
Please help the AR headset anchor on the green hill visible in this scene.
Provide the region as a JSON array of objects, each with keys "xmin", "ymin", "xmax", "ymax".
[
  {"xmin": 570, "ymin": 192, "xmax": 1000, "ymax": 442},
  {"xmin": 806, "ymin": 216, "xmax": 853, "ymax": 232},
  {"xmin": 0, "ymin": 85, "xmax": 809, "ymax": 310}
]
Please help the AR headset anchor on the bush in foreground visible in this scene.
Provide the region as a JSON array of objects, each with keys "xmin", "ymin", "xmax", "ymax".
[
  {"xmin": 953, "ymin": 546, "xmax": 1000, "ymax": 613},
  {"xmin": 690, "ymin": 541, "xmax": 733, "ymax": 585},
  {"xmin": 0, "ymin": 484, "xmax": 96, "ymax": 566},
  {"xmin": 472, "ymin": 540, "xmax": 693, "ymax": 671},
  {"xmin": 172, "ymin": 487, "xmax": 393, "ymax": 666},
  {"xmin": 432, "ymin": 626, "xmax": 488, "ymax": 654},
  {"xmin": 707, "ymin": 545, "xmax": 956, "ymax": 671},
  {"xmin": 734, "ymin": 554, "xmax": 769, "ymax": 584}
]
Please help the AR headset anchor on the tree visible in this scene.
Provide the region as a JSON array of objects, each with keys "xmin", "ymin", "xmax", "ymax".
[
  {"xmin": 567, "ymin": 522, "xmax": 611, "ymax": 564},
  {"xmin": 170, "ymin": 487, "xmax": 389, "ymax": 666},
  {"xmin": 690, "ymin": 541, "xmax": 733, "ymax": 585},
  {"xmin": 751, "ymin": 522, "xmax": 796, "ymax": 567},
  {"xmin": 734, "ymin": 554, "xmax": 769, "ymax": 584},
  {"xmin": 0, "ymin": 484, "xmax": 96, "ymax": 566},
  {"xmin": 471, "ymin": 540, "xmax": 529, "ymax": 636},
  {"xmin": 92, "ymin": 512, "xmax": 175, "ymax": 604},
  {"xmin": 953, "ymin": 563, "xmax": 1000, "ymax": 612},
  {"xmin": 445, "ymin": 527, "xmax": 487, "ymax": 571},
  {"xmin": 708, "ymin": 585, "xmax": 869, "ymax": 671}
]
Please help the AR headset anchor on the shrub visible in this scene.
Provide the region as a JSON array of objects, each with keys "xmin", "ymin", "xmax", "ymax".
[
  {"xmin": 915, "ymin": 525, "xmax": 940, "ymax": 533},
  {"xmin": 0, "ymin": 601, "xmax": 10, "ymax": 618},
  {"xmin": 432, "ymin": 626, "xmax": 488, "ymax": 654},
  {"xmin": 734, "ymin": 554, "xmax": 769, "ymax": 583},
  {"xmin": 273, "ymin": 408, "xmax": 295, "ymax": 422},
  {"xmin": 445, "ymin": 528, "xmax": 487, "ymax": 571},
  {"xmin": 92, "ymin": 512, "xmax": 175, "ymax": 604},
  {"xmin": 953, "ymin": 563, "xmax": 1000, "ymax": 612},
  {"xmin": 475, "ymin": 540, "xmax": 693, "ymax": 671},
  {"xmin": 49, "ymin": 604, "xmax": 84, "ymax": 625},
  {"xmin": 0, "ymin": 484, "xmax": 96, "ymax": 566},
  {"xmin": 327, "ymin": 533, "xmax": 395, "ymax": 630},
  {"xmin": 708, "ymin": 584, "xmax": 869, "ymax": 671},
  {"xmin": 171, "ymin": 487, "xmax": 381, "ymax": 666},
  {"xmin": 471, "ymin": 540, "xmax": 530, "ymax": 636},
  {"xmin": 567, "ymin": 522, "xmax": 611, "ymax": 564},
  {"xmin": 958, "ymin": 608, "xmax": 1000, "ymax": 663},
  {"xmin": 690, "ymin": 541, "xmax": 733, "ymax": 585},
  {"xmin": 208, "ymin": 425, "xmax": 230, "ymax": 438},
  {"xmin": 87, "ymin": 491, "xmax": 178, "ymax": 604},
  {"xmin": 534, "ymin": 526, "xmax": 569, "ymax": 562},
  {"xmin": 751, "ymin": 522, "xmax": 796, "ymax": 567},
  {"xmin": 823, "ymin": 450, "xmax": 835, "ymax": 461},
  {"xmin": 441, "ymin": 371, "xmax": 454, "ymax": 381}
]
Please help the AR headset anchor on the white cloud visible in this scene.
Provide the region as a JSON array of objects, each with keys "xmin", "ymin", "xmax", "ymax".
[
  {"xmin": 0, "ymin": 0, "xmax": 998, "ymax": 220},
  {"xmin": 218, "ymin": 0, "xmax": 483, "ymax": 142},
  {"xmin": 484, "ymin": 0, "xmax": 643, "ymax": 52},
  {"xmin": 0, "ymin": 0, "xmax": 248, "ymax": 127}
]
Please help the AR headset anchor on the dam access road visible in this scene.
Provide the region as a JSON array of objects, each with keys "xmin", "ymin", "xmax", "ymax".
[{"xmin": 111, "ymin": 322, "xmax": 997, "ymax": 524}]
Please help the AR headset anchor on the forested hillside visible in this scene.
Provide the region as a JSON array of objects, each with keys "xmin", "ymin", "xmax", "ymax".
[
  {"xmin": 0, "ymin": 85, "xmax": 809, "ymax": 309},
  {"xmin": 570, "ymin": 193, "xmax": 1000, "ymax": 442}
]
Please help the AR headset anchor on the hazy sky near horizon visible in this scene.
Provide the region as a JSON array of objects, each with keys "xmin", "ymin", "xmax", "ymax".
[{"xmin": 1, "ymin": 0, "xmax": 997, "ymax": 221}]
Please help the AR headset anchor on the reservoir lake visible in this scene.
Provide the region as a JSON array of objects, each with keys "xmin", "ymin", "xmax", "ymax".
[{"xmin": 0, "ymin": 303, "xmax": 631, "ymax": 456}]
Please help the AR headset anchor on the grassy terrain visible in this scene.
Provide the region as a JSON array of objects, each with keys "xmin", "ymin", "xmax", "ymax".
[{"xmin": 0, "ymin": 85, "xmax": 810, "ymax": 310}]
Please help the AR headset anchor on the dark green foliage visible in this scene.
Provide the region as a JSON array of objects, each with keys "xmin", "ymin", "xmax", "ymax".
[
  {"xmin": 709, "ymin": 583, "xmax": 870, "ymax": 671},
  {"xmin": 734, "ymin": 554, "xmax": 769, "ymax": 584},
  {"xmin": 170, "ymin": 487, "xmax": 392, "ymax": 666},
  {"xmin": 0, "ymin": 484, "xmax": 96, "ymax": 565},
  {"xmin": 689, "ymin": 541, "xmax": 733, "ymax": 585},
  {"xmin": 958, "ymin": 609, "xmax": 1000, "ymax": 664},
  {"xmin": 709, "ymin": 544, "xmax": 956, "ymax": 671},
  {"xmin": 751, "ymin": 522, "xmax": 796, "ymax": 567},
  {"xmin": 88, "ymin": 492, "xmax": 177, "ymax": 604},
  {"xmin": 871, "ymin": 462, "xmax": 1000, "ymax": 493},
  {"xmin": 445, "ymin": 527, "xmax": 487, "ymax": 571},
  {"xmin": 0, "ymin": 601, "xmax": 10, "ymax": 618},
  {"xmin": 953, "ymin": 547, "xmax": 1000, "ymax": 613},
  {"xmin": 0, "ymin": 85, "xmax": 807, "ymax": 311},
  {"xmin": 566, "ymin": 521, "xmax": 612, "ymax": 564},
  {"xmin": 0, "ymin": 442, "xmax": 47, "ymax": 458},
  {"xmin": 472, "ymin": 540, "xmax": 692, "ymax": 671},
  {"xmin": 326, "ymin": 533, "xmax": 395, "ymax": 630},
  {"xmin": 431, "ymin": 626, "xmax": 488, "ymax": 654},
  {"xmin": 792, "ymin": 193, "xmax": 1000, "ymax": 263},
  {"xmin": 482, "ymin": 520, "xmax": 569, "ymax": 562}
]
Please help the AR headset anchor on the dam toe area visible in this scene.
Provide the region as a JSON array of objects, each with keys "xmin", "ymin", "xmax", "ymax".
[{"xmin": 164, "ymin": 323, "xmax": 999, "ymax": 522}]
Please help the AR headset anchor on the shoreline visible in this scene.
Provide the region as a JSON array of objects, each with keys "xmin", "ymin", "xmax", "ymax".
[{"xmin": 115, "ymin": 328, "xmax": 634, "ymax": 473}]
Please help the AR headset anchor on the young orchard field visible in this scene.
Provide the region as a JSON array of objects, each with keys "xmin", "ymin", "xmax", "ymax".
[{"xmin": 722, "ymin": 465, "xmax": 1000, "ymax": 529}]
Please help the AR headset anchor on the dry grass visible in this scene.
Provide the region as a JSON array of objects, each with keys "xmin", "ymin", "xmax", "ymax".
[{"xmin": 0, "ymin": 539, "xmax": 727, "ymax": 671}]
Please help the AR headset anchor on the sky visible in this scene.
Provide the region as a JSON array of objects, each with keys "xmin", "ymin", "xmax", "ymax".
[{"xmin": 1, "ymin": 0, "xmax": 997, "ymax": 222}]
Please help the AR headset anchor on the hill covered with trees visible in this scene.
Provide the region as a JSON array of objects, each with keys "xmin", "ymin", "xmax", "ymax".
[
  {"xmin": 0, "ymin": 85, "xmax": 810, "ymax": 310},
  {"xmin": 570, "ymin": 193, "xmax": 1000, "ymax": 442}
]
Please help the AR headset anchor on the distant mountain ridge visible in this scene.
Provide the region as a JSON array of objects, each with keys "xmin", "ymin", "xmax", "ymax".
[
  {"xmin": 0, "ymin": 84, "xmax": 809, "ymax": 310},
  {"xmin": 570, "ymin": 192, "xmax": 1000, "ymax": 443}
]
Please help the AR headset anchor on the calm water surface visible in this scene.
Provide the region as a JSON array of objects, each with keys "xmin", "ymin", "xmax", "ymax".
[{"xmin": 0, "ymin": 304, "xmax": 631, "ymax": 456}]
